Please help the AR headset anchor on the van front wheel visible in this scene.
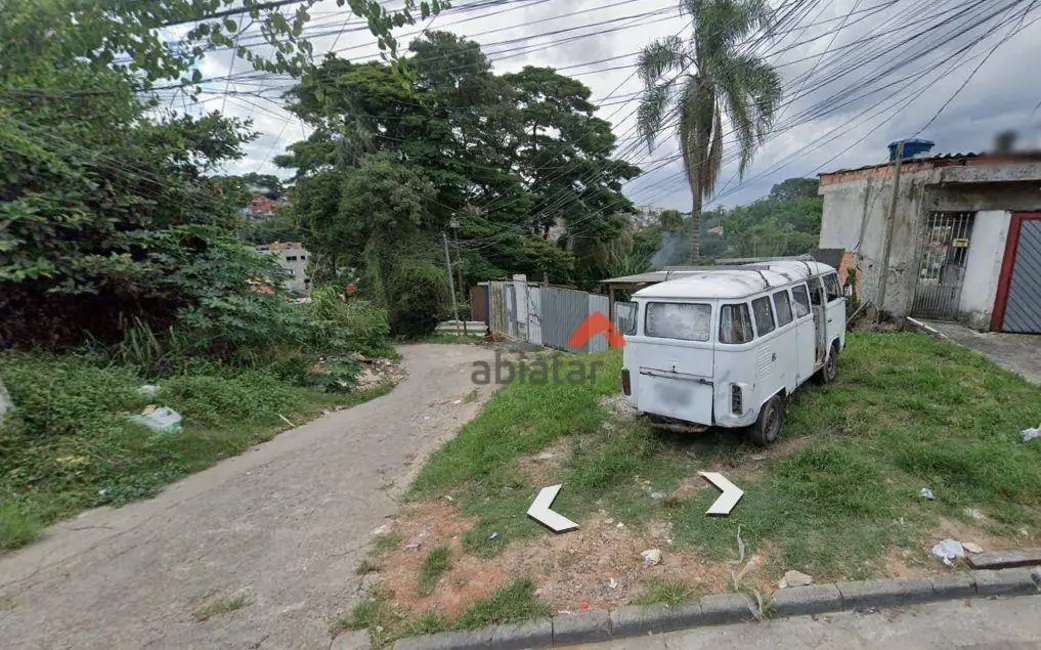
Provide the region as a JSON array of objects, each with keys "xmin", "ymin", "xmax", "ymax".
[{"xmin": 748, "ymin": 395, "xmax": 784, "ymax": 447}]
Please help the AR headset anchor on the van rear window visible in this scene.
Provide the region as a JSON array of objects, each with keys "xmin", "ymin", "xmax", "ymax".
[{"xmin": 645, "ymin": 302, "xmax": 711, "ymax": 342}]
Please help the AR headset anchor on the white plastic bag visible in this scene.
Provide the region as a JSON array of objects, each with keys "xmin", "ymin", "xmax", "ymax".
[{"xmin": 131, "ymin": 407, "xmax": 183, "ymax": 433}]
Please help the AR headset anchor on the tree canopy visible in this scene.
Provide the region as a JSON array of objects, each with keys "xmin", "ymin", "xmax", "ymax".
[{"xmin": 279, "ymin": 32, "xmax": 642, "ymax": 294}]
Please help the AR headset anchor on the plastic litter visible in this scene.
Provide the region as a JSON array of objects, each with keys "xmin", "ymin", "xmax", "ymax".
[
  {"xmin": 487, "ymin": 532, "xmax": 498, "ymax": 540},
  {"xmin": 963, "ymin": 542, "xmax": 984, "ymax": 554},
  {"xmin": 931, "ymin": 539, "xmax": 965, "ymax": 566},
  {"xmin": 130, "ymin": 407, "xmax": 182, "ymax": 433},
  {"xmin": 579, "ymin": 601, "xmax": 589, "ymax": 612},
  {"xmin": 1022, "ymin": 428, "xmax": 1040, "ymax": 443},
  {"xmin": 920, "ymin": 487, "xmax": 936, "ymax": 500},
  {"xmin": 138, "ymin": 384, "xmax": 159, "ymax": 398}
]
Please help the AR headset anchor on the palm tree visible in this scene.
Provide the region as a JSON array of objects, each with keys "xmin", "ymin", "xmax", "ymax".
[{"xmin": 637, "ymin": 0, "xmax": 782, "ymax": 262}]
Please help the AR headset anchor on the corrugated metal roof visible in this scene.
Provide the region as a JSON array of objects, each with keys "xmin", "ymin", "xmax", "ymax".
[{"xmin": 820, "ymin": 152, "xmax": 982, "ymax": 176}]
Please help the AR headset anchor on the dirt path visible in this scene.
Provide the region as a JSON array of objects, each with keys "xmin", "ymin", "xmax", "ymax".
[{"xmin": 0, "ymin": 344, "xmax": 497, "ymax": 650}]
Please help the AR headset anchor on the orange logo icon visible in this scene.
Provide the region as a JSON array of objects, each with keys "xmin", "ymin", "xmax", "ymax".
[{"xmin": 569, "ymin": 311, "xmax": 625, "ymax": 349}]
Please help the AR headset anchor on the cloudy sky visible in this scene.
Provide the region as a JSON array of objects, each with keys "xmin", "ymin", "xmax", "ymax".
[{"xmin": 174, "ymin": 0, "xmax": 1041, "ymax": 210}]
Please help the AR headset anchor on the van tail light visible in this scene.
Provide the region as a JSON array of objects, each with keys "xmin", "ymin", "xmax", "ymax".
[
  {"xmin": 731, "ymin": 385, "xmax": 742, "ymax": 414},
  {"xmin": 622, "ymin": 369, "xmax": 631, "ymax": 396}
]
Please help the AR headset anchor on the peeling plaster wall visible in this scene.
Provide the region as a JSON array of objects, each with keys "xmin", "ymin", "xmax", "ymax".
[{"xmin": 819, "ymin": 159, "xmax": 1041, "ymax": 329}]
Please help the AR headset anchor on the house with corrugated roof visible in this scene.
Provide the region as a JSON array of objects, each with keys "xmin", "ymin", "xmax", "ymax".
[{"xmin": 817, "ymin": 140, "xmax": 1041, "ymax": 332}]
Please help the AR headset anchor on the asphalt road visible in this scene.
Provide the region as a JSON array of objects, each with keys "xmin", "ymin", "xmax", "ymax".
[{"xmin": 0, "ymin": 344, "xmax": 498, "ymax": 650}]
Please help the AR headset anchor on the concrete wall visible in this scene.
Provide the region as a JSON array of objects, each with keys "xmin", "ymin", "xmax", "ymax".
[
  {"xmin": 819, "ymin": 169, "xmax": 931, "ymax": 317},
  {"xmin": 280, "ymin": 251, "xmax": 310, "ymax": 294},
  {"xmin": 820, "ymin": 160, "xmax": 1041, "ymax": 329},
  {"xmin": 958, "ymin": 211, "xmax": 1011, "ymax": 330}
]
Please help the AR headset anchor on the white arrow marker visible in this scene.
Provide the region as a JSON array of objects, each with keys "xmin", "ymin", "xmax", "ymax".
[
  {"xmin": 698, "ymin": 472, "xmax": 744, "ymax": 515},
  {"xmin": 527, "ymin": 484, "xmax": 579, "ymax": 533}
]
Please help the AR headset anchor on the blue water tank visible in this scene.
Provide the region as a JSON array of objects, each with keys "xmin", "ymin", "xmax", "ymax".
[{"xmin": 888, "ymin": 138, "xmax": 935, "ymax": 161}]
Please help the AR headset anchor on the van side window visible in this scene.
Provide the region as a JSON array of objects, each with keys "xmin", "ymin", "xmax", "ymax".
[
  {"xmin": 772, "ymin": 291, "xmax": 793, "ymax": 326},
  {"xmin": 823, "ymin": 273, "xmax": 843, "ymax": 302},
  {"xmin": 719, "ymin": 303, "xmax": 753, "ymax": 344},
  {"xmin": 751, "ymin": 296, "xmax": 775, "ymax": 336},
  {"xmin": 645, "ymin": 302, "xmax": 712, "ymax": 341},
  {"xmin": 808, "ymin": 276, "xmax": 824, "ymax": 306},
  {"xmin": 791, "ymin": 284, "xmax": 811, "ymax": 318}
]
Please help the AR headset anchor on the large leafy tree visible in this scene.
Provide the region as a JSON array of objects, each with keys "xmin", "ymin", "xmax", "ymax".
[
  {"xmin": 281, "ymin": 33, "xmax": 639, "ymax": 292},
  {"xmin": 0, "ymin": 0, "xmax": 447, "ymax": 348},
  {"xmin": 636, "ymin": 0, "xmax": 782, "ymax": 262}
]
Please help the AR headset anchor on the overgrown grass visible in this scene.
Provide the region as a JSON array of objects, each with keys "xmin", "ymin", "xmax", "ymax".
[
  {"xmin": 418, "ymin": 546, "xmax": 452, "ymax": 595},
  {"xmin": 406, "ymin": 332, "xmax": 1041, "ymax": 581},
  {"xmin": 0, "ymin": 351, "xmax": 391, "ymax": 550}
]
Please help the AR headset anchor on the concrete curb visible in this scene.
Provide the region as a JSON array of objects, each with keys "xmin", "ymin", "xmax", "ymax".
[{"xmin": 389, "ymin": 570, "xmax": 1041, "ymax": 649}]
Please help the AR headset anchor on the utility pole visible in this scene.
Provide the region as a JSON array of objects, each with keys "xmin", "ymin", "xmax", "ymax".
[
  {"xmin": 450, "ymin": 218, "xmax": 467, "ymax": 336},
  {"xmin": 443, "ymin": 233, "xmax": 461, "ymax": 332},
  {"xmin": 876, "ymin": 141, "xmax": 904, "ymax": 321}
]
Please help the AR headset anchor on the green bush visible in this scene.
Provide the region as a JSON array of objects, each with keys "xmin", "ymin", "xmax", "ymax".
[
  {"xmin": 308, "ymin": 286, "xmax": 392, "ymax": 357},
  {"xmin": 157, "ymin": 373, "xmax": 297, "ymax": 426},
  {"xmin": 0, "ymin": 352, "xmax": 141, "ymax": 439},
  {"xmin": 387, "ymin": 263, "xmax": 450, "ymax": 338}
]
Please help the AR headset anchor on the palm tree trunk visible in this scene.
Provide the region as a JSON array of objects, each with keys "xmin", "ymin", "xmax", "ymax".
[{"xmin": 689, "ymin": 191, "xmax": 702, "ymax": 264}]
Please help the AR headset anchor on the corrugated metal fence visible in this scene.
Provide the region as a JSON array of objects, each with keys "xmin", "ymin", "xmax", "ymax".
[{"xmin": 479, "ymin": 279, "xmax": 621, "ymax": 354}]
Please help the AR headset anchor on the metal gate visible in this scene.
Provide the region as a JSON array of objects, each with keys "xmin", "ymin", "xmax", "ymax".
[
  {"xmin": 998, "ymin": 216, "xmax": 1041, "ymax": 333},
  {"xmin": 911, "ymin": 211, "xmax": 975, "ymax": 320}
]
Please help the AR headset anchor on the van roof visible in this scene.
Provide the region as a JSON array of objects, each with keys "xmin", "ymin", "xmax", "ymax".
[{"xmin": 633, "ymin": 260, "xmax": 836, "ymax": 300}]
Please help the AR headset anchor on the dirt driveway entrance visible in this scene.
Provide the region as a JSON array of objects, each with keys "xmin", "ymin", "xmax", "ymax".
[
  {"xmin": 918, "ymin": 319, "xmax": 1041, "ymax": 385},
  {"xmin": 0, "ymin": 344, "xmax": 496, "ymax": 650}
]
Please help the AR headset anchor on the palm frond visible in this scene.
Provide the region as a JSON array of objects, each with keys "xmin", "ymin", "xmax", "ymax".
[
  {"xmin": 677, "ymin": 74, "xmax": 716, "ymax": 202},
  {"xmin": 694, "ymin": 0, "xmax": 772, "ymax": 63},
  {"xmin": 636, "ymin": 79, "xmax": 675, "ymax": 153},
  {"xmin": 712, "ymin": 51, "xmax": 778, "ymax": 176},
  {"xmin": 636, "ymin": 35, "xmax": 687, "ymax": 87}
]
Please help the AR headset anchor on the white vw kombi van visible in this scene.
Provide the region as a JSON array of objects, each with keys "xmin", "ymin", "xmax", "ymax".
[{"xmin": 621, "ymin": 261, "xmax": 846, "ymax": 445}]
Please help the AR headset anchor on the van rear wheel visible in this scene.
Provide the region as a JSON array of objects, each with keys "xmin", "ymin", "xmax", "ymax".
[
  {"xmin": 821, "ymin": 341, "xmax": 839, "ymax": 384},
  {"xmin": 748, "ymin": 395, "xmax": 784, "ymax": 447}
]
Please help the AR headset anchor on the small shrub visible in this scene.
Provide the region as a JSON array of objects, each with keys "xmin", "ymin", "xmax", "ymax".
[{"xmin": 387, "ymin": 263, "xmax": 449, "ymax": 338}]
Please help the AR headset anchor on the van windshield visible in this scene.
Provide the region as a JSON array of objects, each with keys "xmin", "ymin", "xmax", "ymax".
[{"xmin": 645, "ymin": 302, "xmax": 712, "ymax": 342}]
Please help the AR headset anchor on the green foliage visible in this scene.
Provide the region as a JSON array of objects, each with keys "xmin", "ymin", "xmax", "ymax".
[
  {"xmin": 281, "ymin": 32, "xmax": 640, "ymax": 301},
  {"xmin": 242, "ymin": 213, "xmax": 302, "ymax": 245},
  {"xmin": 308, "ymin": 286, "xmax": 392, "ymax": 357},
  {"xmin": 0, "ymin": 349, "xmax": 387, "ymax": 549},
  {"xmin": 387, "ymin": 263, "xmax": 450, "ymax": 338}
]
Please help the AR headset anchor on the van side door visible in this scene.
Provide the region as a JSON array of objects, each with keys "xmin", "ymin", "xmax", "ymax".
[
  {"xmin": 770, "ymin": 289, "xmax": 798, "ymax": 394},
  {"xmin": 808, "ymin": 276, "xmax": 827, "ymax": 364},
  {"xmin": 790, "ymin": 284, "xmax": 816, "ymax": 385},
  {"xmin": 822, "ymin": 272, "xmax": 847, "ymax": 351}
]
